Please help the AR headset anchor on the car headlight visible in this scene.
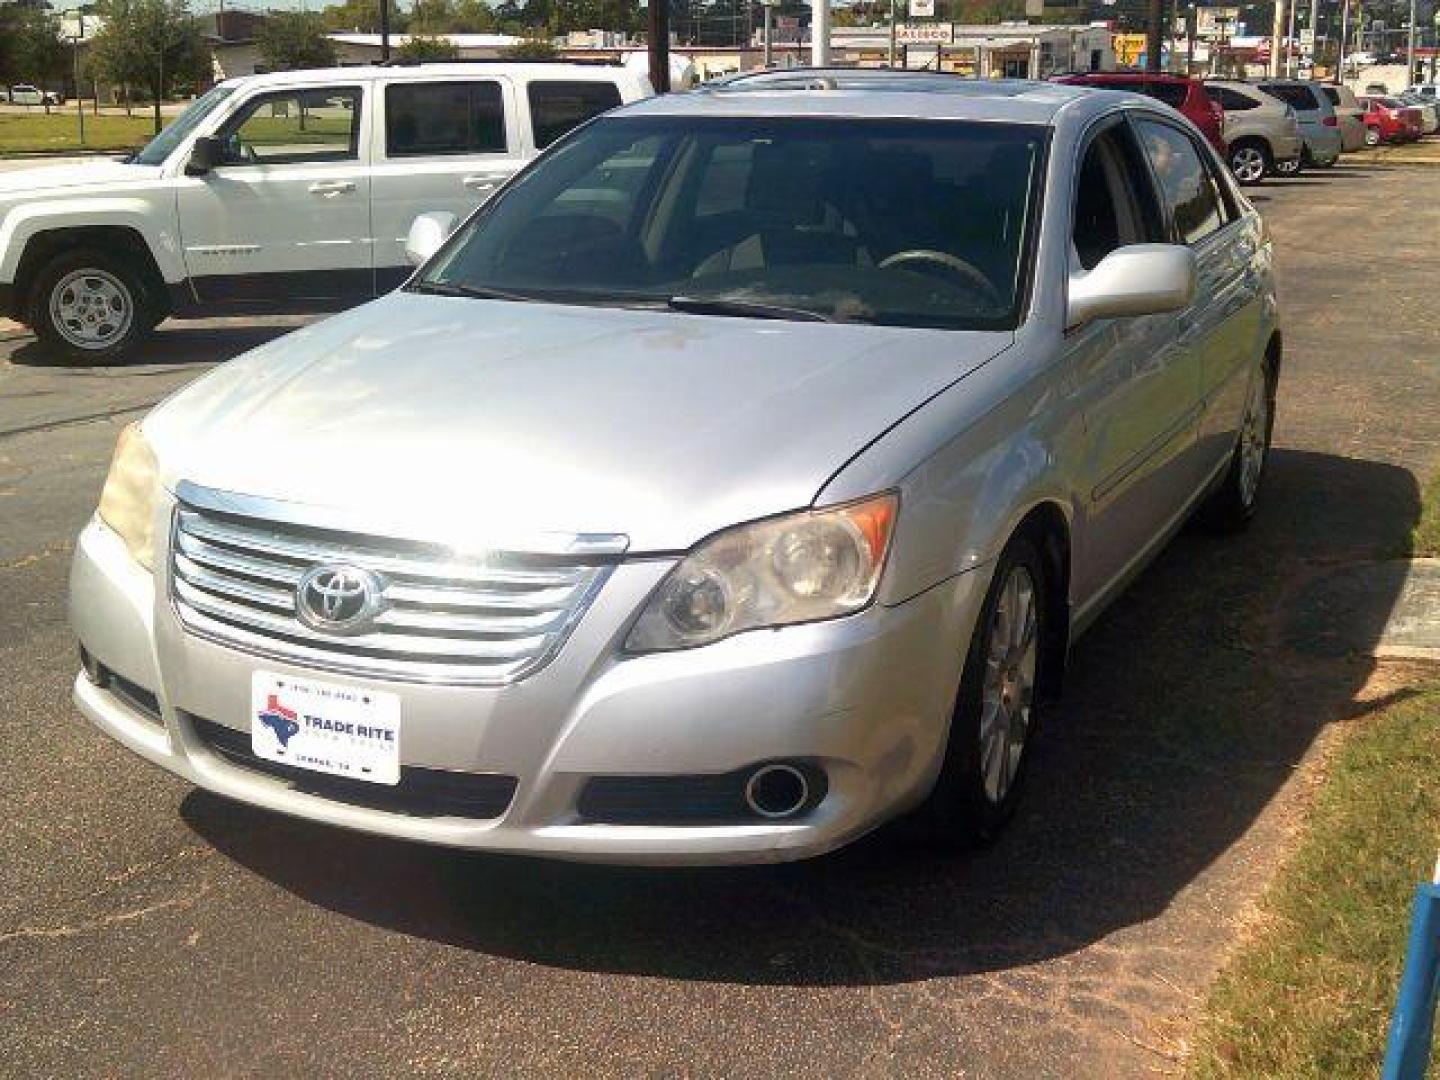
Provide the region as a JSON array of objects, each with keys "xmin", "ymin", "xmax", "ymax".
[
  {"xmin": 97, "ymin": 422, "xmax": 159, "ymax": 570},
  {"xmin": 625, "ymin": 493, "xmax": 898, "ymax": 653}
]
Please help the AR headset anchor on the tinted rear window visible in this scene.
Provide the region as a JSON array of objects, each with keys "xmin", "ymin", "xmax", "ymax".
[
  {"xmin": 386, "ymin": 81, "xmax": 507, "ymax": 157},
  {"xmin": 1263, "ymin": 84, "xmax": 1322, "ymax": 111},
  {"xmin": 527, "ymin": 81, "xmax": 622, "ymax": 149},
  {"xmin": 1208, "ymin": 86, "xmax": 1260, "ymax": 111},
  {"xmin": 1145, "ymin": 81, "xmax": 1189, "ymax": 108}
]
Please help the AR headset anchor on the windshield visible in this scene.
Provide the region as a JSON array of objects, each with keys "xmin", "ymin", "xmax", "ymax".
[
  {"xmin": 132, "ymin": 83, "xmax": 237, "ymax": 166},
  {"xmin": 417, "ymin": 115, "xmax": 1045, "ymax": 330}
]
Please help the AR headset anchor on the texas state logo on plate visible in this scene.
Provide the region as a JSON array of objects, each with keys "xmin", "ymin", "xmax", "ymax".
[{"xmin": 250, "ymin": 671, "xmax": 402, "ymax": 786}]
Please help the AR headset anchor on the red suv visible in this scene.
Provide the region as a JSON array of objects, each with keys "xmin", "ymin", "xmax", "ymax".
[
  {"xmin": 1053, "ymin": 72, "xmax": 1227, "ymax": 156},
  {"xmin": 1359, "ymin": 96, "xmax": 1423, "ymax": 145}
]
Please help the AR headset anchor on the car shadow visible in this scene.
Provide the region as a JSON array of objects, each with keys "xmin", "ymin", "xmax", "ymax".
[
  {"xmin": 181, "ymin": 447, "xmax": 1420, "ymax": 986},
  {"xmin": 7, "ymin": 319, "xmax": 305, "ymax": 369}
]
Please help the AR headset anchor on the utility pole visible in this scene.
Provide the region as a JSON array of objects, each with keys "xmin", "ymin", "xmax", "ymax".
[
  {"xmin": 71, "ymin": 8, "xmax": 86, "ymax": 146},
  {"xmin": 649, "ymin": 0, "xmax": 671, "ymax": 91},
  {"xmin": 812, "ymin": 0, "xmax": 831, "ymax": 64},
  {"xmin": 380, "ymin": 0, "xmax": 391, "ymax": 61},
  {"xmin": 1145, "ymin": 0, "xmax": 1164, "ymax": 71},
  {"xmin": 763, "ymin": 1, "xmax": 774, "ymax": 66},
  {"xmin": 1338, "ymin": 0, "xmax": 1351, "ymax": 81},
  {"xmin": 1310, "ymin": 0, "xmax": 1319, "ymax": 75},
  {"xmin": 1270, "ymin": 0, "xmax": 1286, "ymax": 76},
  {"xmin": 1286, "ymin": 0, "xmax": 1297, "ymax": 75},
  {"xmin": 889, "ymin": 0, "xmax": 897, "ymax": 67},
  {"xmin": 1406, "ymin": 0, "xmax": 1418, "ymax": 86}
]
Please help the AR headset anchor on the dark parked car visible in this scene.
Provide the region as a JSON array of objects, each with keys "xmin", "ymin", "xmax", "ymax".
[{"xmin": 1053, "ymin": 72, "xmax": 1226, "ymax": 156}]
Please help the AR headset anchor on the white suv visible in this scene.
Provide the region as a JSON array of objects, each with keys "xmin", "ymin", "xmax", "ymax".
[{"xmin": 0, "ymin": 63, "xmax": 651, "ymax": 361}]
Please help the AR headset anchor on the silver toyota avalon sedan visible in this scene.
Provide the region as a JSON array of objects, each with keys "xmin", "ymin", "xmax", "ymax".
[{"xmin": 71, "ymin": 78, "xmax": 1280, "ymax": 864}]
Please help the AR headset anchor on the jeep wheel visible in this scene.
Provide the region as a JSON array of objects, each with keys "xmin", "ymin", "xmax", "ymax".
[{"xmin": 29, "ymin": 249, "xmax": 155, "ymax": 363}]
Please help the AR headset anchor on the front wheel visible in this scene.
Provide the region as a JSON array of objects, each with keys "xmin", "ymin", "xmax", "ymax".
[
  {"xmin": 28, "ymin": 248, "xmax": 155, "ymax": 364},
  {"xmin": 1364, "ymin": 126, "xmax": 1381, "ymax": 147},
  {"xmin": 912, "ymin": 535, "xmax": 1049, "ymax": 848},
  {"xmin": 1229, "ymin": 142, "xmax": 1271, "ymax": 185},
  {"xmin": 1273, "ymin": 155, "xmax": 1303, "ymax": 177}
]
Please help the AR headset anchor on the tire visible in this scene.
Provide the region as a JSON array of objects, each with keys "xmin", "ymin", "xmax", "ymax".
[
  {"xmin": 1273, "ymin": 154, "xmax": 1303, "ymax": 176},
  {"xmin": 1364, "ymin": 126, "xmax": 1382, "ymax": 147},
  {"xmin": 911, "ymin": 534, "xmax": 1051, "ymax": 849},
  {"xmin": 27, "ymin": 248, "xmax": 156, "ymax": 364},
  {"xmin": 1229, "ymin": 140, "xmax": 1271, "ymax": 185},
  {"xmin": 1197, "ymin": 353, "xmax": 1277, "ymax": 533}
]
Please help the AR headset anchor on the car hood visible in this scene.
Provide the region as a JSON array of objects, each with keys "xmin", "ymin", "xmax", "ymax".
[
  {"xmin": 146, "ymin": 292, "xmax": 1010, "ymax": 553},
  {"xmin": 0, "ymin": 158, "xmax": 159, "ymax": 196}
]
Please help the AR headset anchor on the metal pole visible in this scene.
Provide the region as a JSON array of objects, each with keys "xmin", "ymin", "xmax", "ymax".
[
  {"xmin": 1310, "ymin": 0, "xmax": 1319, "ymax": 75},
  {"xmin": 73, "ymin": 10, "xmax": 85, "ymax": 146},
  {"xmin": 811, "ymin": 0, "xmax": 831, "ymax": 65},
  {"xmin": 888, "ymin": 0, "xmax": 897, "ymax": 67},
  {"xmin": 763, "ymin": 2, "xmax": 773, "ymax": 67},
  {"xmin": 1270, "ymin": 0, "xmax": 1287, "ymax": 76},
  {"xmin": 649, "ymin": 0, "xmax": 671, "ymax": 91},
  {"xmin": 1338, "ymin": 0, "xmax": 1351, "ymax": 81},
  {"xmin": 1286, "ymin": 0, "xmax": 1297, "ymax": 75},
  {"xmin": 1406, "ymin": 0, "xmax": 1418, "ymax": 86},
  {"xmin": 1187, "ymin": 4, "xmax": 1196, "ymax": 74},
  {"xmin": 379, "ymin": 0, "xmax": 391, "ymax": 62},
  {"xmin": 1145, "ymin": 0, "xmax": 1164, "ymax": 70}
]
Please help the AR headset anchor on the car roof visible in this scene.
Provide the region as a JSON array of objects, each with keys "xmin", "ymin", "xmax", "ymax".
[
  {"xmin": 618, "ymin": 76, "xmax": 1102, "ymax": 125},
  {"xmin": 222, "ymin": 62, "xmax": 635, "ymax": 91}
]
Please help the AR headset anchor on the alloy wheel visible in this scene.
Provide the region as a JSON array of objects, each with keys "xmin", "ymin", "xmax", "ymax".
[
  {"xmin": 978, "ymin": 564, "xmax": 1038, "ymax": 805},
  {"xmin": 1231, "ymin": 146, "xmax": 1266, "ymax": 183},
  {"xmin": 48, "ymin": 268, "xmax": 134, "ymax": 351},
  {"xmin": 1238, "ymin": 375, "xmax": 1270, "ymax": 508}
]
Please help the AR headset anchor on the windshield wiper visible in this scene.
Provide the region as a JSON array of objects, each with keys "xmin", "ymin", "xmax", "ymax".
[
  {"xmin": 408, "ymin": 280, "xmax": 537, "ymax": 303},
  {"xmin": 666, "ymin": 295, "xmax": 832, "ymax": 323}
]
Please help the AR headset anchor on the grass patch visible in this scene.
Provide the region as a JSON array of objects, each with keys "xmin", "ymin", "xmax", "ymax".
[
  {"xmin": 1413, "ymin": 470, "xmax": 1440, "ymax": 557},
  {"xmin": 1189, "ymin": 686, "xmax": 1440, "ymax": 1078},
  {"xmin": 0, "ymin": 112, "xmax": 157, "ymax": 154}
]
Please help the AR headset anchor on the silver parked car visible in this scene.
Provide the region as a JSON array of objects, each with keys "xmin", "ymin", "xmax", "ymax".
[
  {"xmin": 1321, "ymin": 83, "xmax": 1368, "ymax": 151},
  {"xmin": 71, "ymin": 79, "xmax": 1281, "ymax": 864},
  {"xmin": 1204, "ymin": 79, "xmax": 1305, "ymax": 183},
  {"xmin": 1257, "ymin": 79, "xmax": 1344, "ymax": 171}
]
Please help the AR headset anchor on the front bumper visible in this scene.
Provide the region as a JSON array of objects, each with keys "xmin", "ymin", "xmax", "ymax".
[{"xmin": 70, "ymin": 516, "xmax": 986, "ymax": 865}]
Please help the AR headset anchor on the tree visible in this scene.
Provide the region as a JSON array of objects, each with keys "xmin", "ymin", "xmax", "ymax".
[
  {"xmin": 321, "ymin": 0, "xmax": 410, "ymax": 33},
  {"xmin": 89, "ymin": 0, "xmax": 209, "ymax": 129},
  {"xmin": 503, "ymin": 36, "xmax": 559, "ymax": 56},
  {"xmin": 397, "ymin": 34, "xmax": 461, "ymax": 59},
  {"xmin": 257, "ymin": 10, "xmax": 339, "ymax": 72},
  {"xmin": 2, "ymin": 7, "xmax": 68, "ymax": 111}
]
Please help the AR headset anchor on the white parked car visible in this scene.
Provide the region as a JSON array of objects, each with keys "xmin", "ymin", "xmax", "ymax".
[
  {"xmin": 8, "ymin": 84, "xmax": 61, "ymax": 107},
  {"xmin": 0, "ymin": 63, "xmax": 650, "ymax": 361}
]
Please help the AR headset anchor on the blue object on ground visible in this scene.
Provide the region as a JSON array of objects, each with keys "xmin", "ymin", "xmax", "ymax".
[{"xmin": 1384, "ymin": 882, "xmax": 1440, "ymax": 1079}]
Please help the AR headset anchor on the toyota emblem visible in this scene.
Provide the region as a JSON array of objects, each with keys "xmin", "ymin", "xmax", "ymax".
[{"xmin": 296, "ymin": 564, "xmax": 384, "ymax": 634}]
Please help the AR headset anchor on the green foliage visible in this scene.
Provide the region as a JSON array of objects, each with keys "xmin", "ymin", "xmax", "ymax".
[
  {"xmin": 256, "ymin": 10, "xmax": 339, "ymax": 72},
  {"xmin": 89, "ymin": 0, "xmax": 211, "ymax": 103},
  {"xmin": 396, "ymin": 34, "xmax": 462, "ymax": 60},
  {"xmin": 502, "ymin": 36, "xmax": 559, "ymax": 57},
  {"xmin": 0, "ymin": 7, "xmax": 69, "ymax": 92},
  {"xmin": 320, "ymin": 0, "xmax": 410, "ymax": 33}
]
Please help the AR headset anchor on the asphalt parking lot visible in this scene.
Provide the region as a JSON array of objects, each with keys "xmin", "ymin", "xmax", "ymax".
[{"xmin": 3, "ymin": 162, "xmax": 1439, "ymax": 1078}]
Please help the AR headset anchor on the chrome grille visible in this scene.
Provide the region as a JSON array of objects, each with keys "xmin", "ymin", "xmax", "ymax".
[{"xmin": 169, "ymin": 493, "xmax": 622, "ymax": 685}]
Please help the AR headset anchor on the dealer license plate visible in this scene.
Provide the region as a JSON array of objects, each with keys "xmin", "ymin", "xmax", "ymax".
[{"xmin": 250, "ymin": 671, "xmax": 401, "ymax": 786}]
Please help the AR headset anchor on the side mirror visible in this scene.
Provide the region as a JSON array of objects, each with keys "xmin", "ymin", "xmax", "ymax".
[
  {"xmin": 185, "ymin": 136, "xmax": 221, "ymax": 176},
  {"xmin": 405, "ymin": 211, "xmax": 458, "ymax": 267},
  {"xmin": 1066, "ymin": 244, "xmax": 1197, "ymax": 328}
]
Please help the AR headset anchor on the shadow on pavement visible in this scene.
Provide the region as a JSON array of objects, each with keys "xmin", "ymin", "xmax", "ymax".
[
  {"xmin": 182, "ymin": 447, "xmax": 1420, "ymax": 986},
  {"xmin": 8, "ymin": 321, "xmax": 299, "ymax": 369}
]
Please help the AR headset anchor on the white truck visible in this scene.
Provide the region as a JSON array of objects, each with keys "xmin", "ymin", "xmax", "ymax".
[{"xmin": 0, "ymin": 63, "xmax": 651, "ymax": 361}]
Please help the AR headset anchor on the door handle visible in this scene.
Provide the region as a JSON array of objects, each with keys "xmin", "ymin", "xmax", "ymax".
[
  {"xmin": 308, "ymin": 180, "xmax": 356, "ymax": 197},
  {"xmin": 462, "ymin": 175, "xmax": 501, "ymax": 193}
]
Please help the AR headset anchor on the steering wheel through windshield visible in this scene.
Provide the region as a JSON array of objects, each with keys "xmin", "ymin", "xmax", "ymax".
[{"xmin": 878, "ymin": 249, "xmax": 1002, "ymax": 308}]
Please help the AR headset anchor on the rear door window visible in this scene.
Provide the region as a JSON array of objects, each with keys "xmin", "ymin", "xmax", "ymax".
[
  {"xmin": 1207, "ymin": 86, "xmax": 1259, "ymax": 111},
  {"xmin": 527, "ymin": 80, "xmax": 622, "ymax": 149},
  {"xmin": 1263, "ymin": 84, "xmax": 1320, "ymax": 112},
  {"xmin": 385, "ymin": 81, "xmax": 507, "ymax": 157},
  {"xmin": 1144, "ymin": 81, "xmax": 1189, "ymax": 108},
  {"xmin": 1135, "ymin": 117, "xmax": 1226, "ymax": 245}
]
